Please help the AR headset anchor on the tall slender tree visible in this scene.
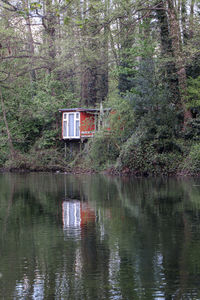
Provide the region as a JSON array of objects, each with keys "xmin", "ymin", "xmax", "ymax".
[{"xmin": 167, "ymin": 0, "xmax": 192, "ymax": 124}]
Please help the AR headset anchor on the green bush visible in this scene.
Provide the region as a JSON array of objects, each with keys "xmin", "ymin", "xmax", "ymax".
[
  {"xmin": 87, "ymin": 132, "xmax": 120, "ymax": 170},
  {"xmin": 0, "ymin": 137, "xmax": 9, "ymax": 167},
  {"xmin": 4, "ymin": 149, "xmax": 69, "ymax": 172},
  {"xmin": 183, "ymin": 117, "xmax": 200, "ymax": 141},
  {"xmin": 4, "ymin": 152, "xmax": 31, "ymax": 171},
  {"xmin": 181, "ymin": 143, "xmax": 200, "ymax": 175},
  {"xmin": 117, "ymin": 135, "xmax": 183, "ymax": 176},
  {"xmin": 32, "ymin": 128, "xmax": 60, "ymax": 150},
  {"xmin": 108, "ymin": 94, "xmax": 135, "ymax": 142},
  {"xmin": 187, "ymin": 76, "xmax": 200, "ymax": 109}
]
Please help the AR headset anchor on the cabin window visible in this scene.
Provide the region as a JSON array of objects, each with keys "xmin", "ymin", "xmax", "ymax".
[
  {"xmin": 69, "ymin": 113, "xmax": 74, "ymax": 137},
  {"xmin": 63, "ymin": 120, "xmax": 67, "ymax": 137},
  {"xmin": 75, "ymin": 120, "xmax": 79, "ymax": 136},
  {"xmin": 63, "ymin": 112, "xmax": 80, "ymax": 139}
]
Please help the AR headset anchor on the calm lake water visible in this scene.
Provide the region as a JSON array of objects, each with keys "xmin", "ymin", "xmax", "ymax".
[{"xmin": 0, "ymin": 173, "xmax": 200, "ymax": 299}]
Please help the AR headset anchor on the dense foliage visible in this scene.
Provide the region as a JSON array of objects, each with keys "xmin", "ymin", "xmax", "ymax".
[{"xmin": 1, "ymin": 0, "xmax": 200, "ymax": 175}]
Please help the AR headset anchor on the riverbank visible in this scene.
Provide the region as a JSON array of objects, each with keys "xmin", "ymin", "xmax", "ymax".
[
  {"xmin": 1, "ymin": 138, "xmax": 200, "ymax": 177},
  {"xmin": 0, "ymin": 163, "xmax": 97, "ymax": 175},
  {"xmin": 0, "ymin": 163, "xmax": 197, "ymax": 177}
]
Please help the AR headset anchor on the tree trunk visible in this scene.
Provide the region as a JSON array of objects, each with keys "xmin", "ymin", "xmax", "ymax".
[
  {"xmin": 109, "ymin": 29, "xmax": 119, "ymax": 66},
  {"xmin": 118, "ymin": 0, "xmax": 135, "ymax": 94},
  {"xmin": 97, "ymin": 0, "xmax": 109, "ymax": 102},
  {"xmin": 156, "ymin": 0, "xmax": 180, "ymax": 104},
  {"xmin": 23, "ymin": 0, "xmax": 36, "ymax": 82},
  {"xmin": 0, "ymin": 90, "xmax": 15, "ymax": 160},
  {"xmin": 42, "ymin": 0, "xmax": 56, "ymax": 73},
  {"xmin": 181, "ymin": 0, "xmax": 188, "ymax": 44},
  {"xmin": 80, "ymin": 0, "xmax": 98, "ymax": 106},
  {"xmin": 189, "ymin": 0, "xmax": 195, "ymax": 38},
  {"xmin": 167, "ymin": 0, "xmax": 192, "ymax": 125}
]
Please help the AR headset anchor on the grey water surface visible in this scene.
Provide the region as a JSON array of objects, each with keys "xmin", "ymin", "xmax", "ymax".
[{"xmin": 0, "ymin": 173, "xmax": 200, "ymax": 299}]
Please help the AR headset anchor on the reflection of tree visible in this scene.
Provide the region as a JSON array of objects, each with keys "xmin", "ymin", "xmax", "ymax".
[
  {"xmin": 3, "ymin": 175, "xmax": 15, "ymax": 235},
  {"xmin": 80, "ymin": 175, "xmax": 200, "ymax": 299},
  {"xmin": 1, "ymin": 173, "xmax": 200, "ymax": 299},
  {"xmin": 0, "ymin": 173, "xmax": 64, "ymax": 299}
]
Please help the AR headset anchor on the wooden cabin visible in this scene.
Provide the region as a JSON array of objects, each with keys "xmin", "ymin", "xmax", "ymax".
[{"xmin": 59, "ymin": 107, "xmax": 110, "ymax": 140}]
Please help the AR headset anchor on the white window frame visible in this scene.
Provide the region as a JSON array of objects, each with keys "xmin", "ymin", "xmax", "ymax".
[{"xmin": 63, "ymin": 112, "xmax": 80, "ymax": 139}]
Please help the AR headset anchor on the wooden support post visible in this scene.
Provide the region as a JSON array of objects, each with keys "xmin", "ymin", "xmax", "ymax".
[
  {"xmin": 70, "ymin": 142, "xmax": 72, "ymax": 157},
  {"xmin": 64, "ymin": 141, "xmax": 67, "ymax": 159}
]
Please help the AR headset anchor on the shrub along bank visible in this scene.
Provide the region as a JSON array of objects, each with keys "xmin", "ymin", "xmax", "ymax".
[
  {"xmin": 1, "ymin": 72, "xmax": 200, "ymax": 176},
  {"xmin": 2, "ymin": 0, "xmax": 200, "ymax": 176},
  {"xmin": 1, "ymin": 91, "xmax": 200, "ymax": 176}
]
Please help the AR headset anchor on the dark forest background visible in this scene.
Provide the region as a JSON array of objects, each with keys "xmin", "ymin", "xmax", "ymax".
[{"xmin": 1, "ymin": 0, "xmax": 200, "ymax": 175}]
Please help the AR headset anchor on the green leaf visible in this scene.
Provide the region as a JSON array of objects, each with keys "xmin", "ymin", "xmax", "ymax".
[
  {"xmin": 30, "ymin": 2, "xmax": 42, "ymax": 11},
  {"xmin": 64, "ymin": 16, "xmax": 70, "ymax": 25},
  {"xmin": 75, "ymin": 20, "xmax": 84, "ymax": 28}
]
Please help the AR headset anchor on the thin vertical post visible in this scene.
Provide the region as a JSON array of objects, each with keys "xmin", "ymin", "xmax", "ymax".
[{"xmin": 65, "ymin": 141, "xmax": 67, "ymax": 159}]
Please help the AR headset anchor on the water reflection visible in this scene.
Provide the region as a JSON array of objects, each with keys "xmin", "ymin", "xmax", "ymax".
[
  {"xmin": 63, "ymin": 201, "xmax": 81, "ymax": 239},
  {"xmin": 0, "ymin": 173, "xmax": 200, "ymax": 299},
  {"xmin": 15, "ymin": 272, "xmax": 45, "ymax": 300},
  {"xmin": 62, "ymin": 201, "xmax": 96, "ymax": 241}
]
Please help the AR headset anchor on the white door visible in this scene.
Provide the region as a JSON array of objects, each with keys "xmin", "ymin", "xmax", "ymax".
[{"xmin": 63, "ymin": 112, "xmax": 80, "ymax": 139}]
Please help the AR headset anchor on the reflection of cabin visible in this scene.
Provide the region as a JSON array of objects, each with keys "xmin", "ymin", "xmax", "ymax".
[
  {"xmin": 59, "ymin": 108, "xmax": 110, "ymax": 140},
  {"xmin": 62, "ymin": 201, "xmax": 96, "ymax": 228},
  {"xmin": 63, "ymin": 201, "xmax": 81, "ymax": 229},
  {"xmin": 62, "ymin": 200, "xmax": 96, "ymax": 239}
]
